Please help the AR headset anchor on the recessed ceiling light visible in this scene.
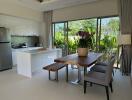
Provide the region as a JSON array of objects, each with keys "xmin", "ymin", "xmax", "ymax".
[
  {"xmin": 37, "ymin": 0, "xmax": 53, "ymax": 3},
  {"xmin": 37, "ymin": 0, "xmax": 43, "ymax": 2}
]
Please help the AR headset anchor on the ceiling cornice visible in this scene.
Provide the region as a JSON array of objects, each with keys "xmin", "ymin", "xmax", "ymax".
[{"xmin": 17, "ymin": 0, "xmax": 103, "ymax": 11}]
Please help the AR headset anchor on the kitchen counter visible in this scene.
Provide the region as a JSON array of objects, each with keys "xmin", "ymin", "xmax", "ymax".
[
  {"xmin": 12, "ymin": 47, "xmax": 43, "ymax": 66},
  {"xmin": 16, "ymin": 48, "xmax": 62, "ymax": 78}
]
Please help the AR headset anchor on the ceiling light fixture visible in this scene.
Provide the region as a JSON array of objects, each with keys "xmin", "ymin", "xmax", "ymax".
[{"xmin": 37, "ymin": 0, "xmax": 43, "ymax": 3}]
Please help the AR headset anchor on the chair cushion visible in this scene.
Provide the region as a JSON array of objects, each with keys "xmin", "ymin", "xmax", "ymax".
[
  {"xmin": 84, "ymin": 71, "xmax": 108, "ymax": 86},
  {"xmin": 90, "ymin": 65, "xmax": 107, "ymax": 73}
]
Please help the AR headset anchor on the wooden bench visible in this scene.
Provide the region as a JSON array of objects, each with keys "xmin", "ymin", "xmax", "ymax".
[{"xmin": 43, "ymin": 63, "xmax": 67, "ymax": 81}]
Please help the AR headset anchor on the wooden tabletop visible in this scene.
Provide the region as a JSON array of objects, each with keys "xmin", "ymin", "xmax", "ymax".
[{"xmin": 54, "ymin": 52, "xmax": 103, "ymax": 67}]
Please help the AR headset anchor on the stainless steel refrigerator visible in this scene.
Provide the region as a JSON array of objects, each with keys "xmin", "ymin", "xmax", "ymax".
[{"xmin": 0, "ymin": 27, "xmax": 12, "ymax": 71}]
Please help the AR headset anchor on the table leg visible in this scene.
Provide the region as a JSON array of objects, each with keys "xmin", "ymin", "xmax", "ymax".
[
  {"xmin": 84, "ymin": 67, "xmax": 87, "ymax": 76},
  {"xmin": 70, "ymin": 67, "xmax": 82, "ymax": 85},
  {"xmin": 66, "ymin": 65, "xmax": 68, "ymax": 82},
  {"xmin": 56, "ymin": 71, "xmax": 58, "ymax": 81},
  {"xmin": 78, "ymin": 67, "xmax": 81, "ymax": 82},
  {"xmin": 49, "ymin": 71, "xmax": 51, "ymax": 80}
]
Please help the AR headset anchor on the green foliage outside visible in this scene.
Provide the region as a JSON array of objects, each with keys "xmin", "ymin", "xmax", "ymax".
[
  {"xmin": 68, "ymin": 37, "xmax": 78, "ymax": 54},
  {"xmin": 54, "ymin": 32, "xmax": 64, "ymax": 48},
  {"xmin": 68, "ymin": 19, "xmax": 97, "ymax": 53},
  {"xmin": 99, "ymin": 18, "xmax": 119, "ymax": 52},
  {"xmin": 99, "ymin": 35, "xmax": 117, "ymax": 52},
  {"xmin": 54, "ymin": 17, "xmax": 119, "ymax": 54}
]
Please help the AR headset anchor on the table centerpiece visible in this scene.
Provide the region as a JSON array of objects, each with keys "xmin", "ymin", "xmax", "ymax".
[{"xmin": 76, "ymin": 30, "xmax": 94, "ymax": 56}]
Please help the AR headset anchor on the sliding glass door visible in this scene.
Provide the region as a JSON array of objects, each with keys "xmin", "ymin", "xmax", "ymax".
[
  {"xmin": 98, "ymin": 17, "xmax": 119, "ymax": 53},
  {"xmin": 97, "ymin": 17, "xmax": 120, "ymax": 68},
  {"xmin": 52, "ymin": 16, "xmax": 119, "ymax": 57},
  {"xmin": 53, "ymin": 22, "xmax": 68, "ymax": 56}
]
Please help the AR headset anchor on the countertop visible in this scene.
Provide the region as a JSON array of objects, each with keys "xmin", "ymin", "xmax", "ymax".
[
  {"xmin": 23, "ymin": 48, "xmax": 61, "ymax": 54},
  {"xmin": 12, "ymin": 47, "xmax": 43, "ymax": 52}
]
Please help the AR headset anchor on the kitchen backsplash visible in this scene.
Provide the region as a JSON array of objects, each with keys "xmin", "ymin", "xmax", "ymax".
[{"xmin": 11, "ymin": 36, "xmax": 40, "ymax": 48}]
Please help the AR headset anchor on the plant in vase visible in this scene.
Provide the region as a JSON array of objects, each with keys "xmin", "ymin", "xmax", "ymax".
[{"xmin": 76, "ymin": 30, "xmax": 94, "ymax": 56}]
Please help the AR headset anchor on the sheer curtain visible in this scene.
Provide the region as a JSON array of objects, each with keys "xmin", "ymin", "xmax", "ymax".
[
  {"xmin": 118, "ymin": 0, "xmax": 132, "ymax": 75},
  {"xmin": 43, "ymin": 11, "xmax": 53, "ymax": 48}
]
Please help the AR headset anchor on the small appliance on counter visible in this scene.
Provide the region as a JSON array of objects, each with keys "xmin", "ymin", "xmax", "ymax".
[
  {"xmin": 0, "ymin": 27, "xmax": 12, "ymax": 71},
  {"xmin": 11, "ymin": 42, "xmax": 28, "ymax": 49}
]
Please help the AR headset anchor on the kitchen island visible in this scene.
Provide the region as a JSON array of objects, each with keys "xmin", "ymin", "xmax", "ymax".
[
  {"xmin": 12, "ymin": 47, "xmax": 43, "ymax": 66},
  {"xmin": 16, "ymin": 48, "xmax": 62, "ymax": 78}
]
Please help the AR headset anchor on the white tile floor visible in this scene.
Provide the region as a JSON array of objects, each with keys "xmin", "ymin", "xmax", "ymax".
[{"xmin": 0, "ymin": 68, "xmax": 132, "ymax": 100}]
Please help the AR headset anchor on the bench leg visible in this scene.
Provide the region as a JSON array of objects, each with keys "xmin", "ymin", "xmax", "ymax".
[
  {"xmin": 55, "ymin": 71, "xmax": 58, "ymax": 81},
  {"xmin": 49, "ymin": 71, "xmax": 51, "ymax": 80}
]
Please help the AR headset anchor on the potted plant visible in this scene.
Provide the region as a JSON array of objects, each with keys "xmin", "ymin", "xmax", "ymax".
[{"xmin": 76, "ymin": 30, "xmax": 94, "ymax": 56}]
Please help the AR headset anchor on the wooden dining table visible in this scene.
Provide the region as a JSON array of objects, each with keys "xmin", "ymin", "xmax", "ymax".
[{"xmin": 54, "ymin": 52, "xmax": 103, "ymax": 84}]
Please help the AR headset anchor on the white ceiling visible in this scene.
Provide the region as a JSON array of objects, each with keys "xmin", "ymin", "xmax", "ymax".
[{"xmin": 9, "ymin": 0, "xmax": 103, "ymax": 11}]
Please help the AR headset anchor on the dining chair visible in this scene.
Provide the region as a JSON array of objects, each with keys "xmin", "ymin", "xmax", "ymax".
[
  {"xmin": 83, "ymin": 57, "xmax": 116, "ymax": 100},
  {"xmin": 90, "ymin": 53, "xmax": 116, "ymax": 75}
]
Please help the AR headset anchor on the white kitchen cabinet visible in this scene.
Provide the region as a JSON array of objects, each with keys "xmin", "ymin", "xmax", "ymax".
[
  {"xmin": 12, "ymin": 24, "xmax": 40, "ymax": 36},
  {"xmin": 0, "ymin": 14, "xmax": 40, "ymax": 36}
]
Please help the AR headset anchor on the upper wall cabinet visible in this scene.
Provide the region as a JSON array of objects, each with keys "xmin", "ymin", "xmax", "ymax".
[{"xmin": 0, "ymin": 14, "xmax": 41, "ymax": 36}]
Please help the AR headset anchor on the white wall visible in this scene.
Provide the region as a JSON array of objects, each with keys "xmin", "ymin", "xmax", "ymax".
[
  {"xmin": 53, "ymin": 0, "xmax": 118, "ymax": 22},
  {"xmin": 39, "ymin": 20, "xmax": 47, "ymax": 47},
  {"xmin": 0, "ymin": 0, "xmax": 43, "ymax": 22}
]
